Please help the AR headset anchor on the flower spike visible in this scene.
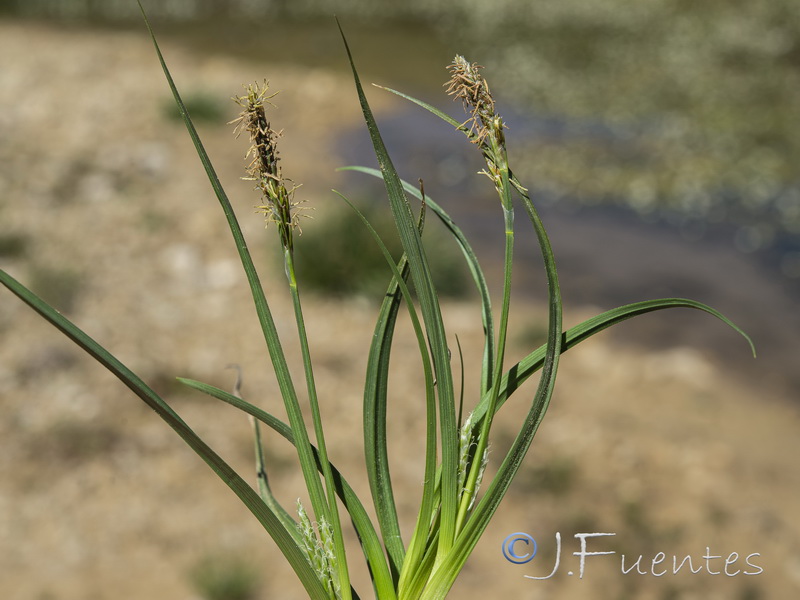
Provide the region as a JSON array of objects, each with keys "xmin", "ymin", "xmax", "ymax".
[{"xmin": 231, "ymin": 81, "xmax": 305, "ymax": 251}]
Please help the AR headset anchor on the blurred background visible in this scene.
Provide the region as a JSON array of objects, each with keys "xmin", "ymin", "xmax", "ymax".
[{"xmin": 1, "ymin": 1, "xmax": 798, "ymax": 599}]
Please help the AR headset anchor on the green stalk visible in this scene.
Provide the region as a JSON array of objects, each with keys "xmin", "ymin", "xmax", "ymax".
[
  {"xmin": 454, "ymin": 137, "xmax": 514, "ymax": 534},
  {"xmin": 284, "ymin": 246, "xmax": 352, "ymax": 599}
]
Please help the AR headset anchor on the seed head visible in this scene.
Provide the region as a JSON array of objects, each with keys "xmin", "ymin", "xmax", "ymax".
[
  {"xmin": 231, "ymin": 81, "xmax": 304, "ymax": 251},
  {"xmin": 446, "ymin": 56, "xmax": 511, "ymax": 194},
  {"xmin": 445, "ymin": 55, "xmax": 504, "ymax": 149}
]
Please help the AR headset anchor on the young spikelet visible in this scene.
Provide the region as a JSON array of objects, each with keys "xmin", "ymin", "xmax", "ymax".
[
  {"xmin": 457, "ymin": 412, "xmax": 490, "ymax": 511},
  {"xmin": 231, "ymin": 81, "xmax": 304, "ymax": 251},
  {"xmin": 457, "ymin": 412, "xmax": 476, "ymax": 494},
  {"xmin": 295, "ymin": 500, "xmax": 340, "ymax": 599},
  {"xmin": 317, "ymin": 516, "xmax": 341, "ymax": 599},
  {"xmin": 468, "ymin": 446, "xmax": 490, "ymax": 511}
]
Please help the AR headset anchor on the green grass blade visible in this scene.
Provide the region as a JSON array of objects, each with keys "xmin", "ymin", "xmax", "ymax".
[
  {"xmin": 0, "ymin": 268, "xmax": 329, "ymax": 600},
  {"xmin": 474, "ymin": 297, "xmax": 756, "ymax": 424},
  {"xmin": 333, "ymin": 192, "xmax": 441, "ymax": 594},
  {"xmin": 375, "ymin": 85, "xmax": 468, "ymax": 138},
  {"xmin": 454, "ymin": 335, "xmax": 466, "ymax": 429},
  {"xmin": 362, "ymin": 245, "xmax": 412, "ymax": 579},
  {"xmin": 176, "ymin": 377, "xmax": 397, "ymax": 600},
  {"xmin": 340, "ymin": 166, "xmax": 496, "ymax": 397},
  {"xmin": 337, "ymin": 22, "xmax": 460, "ymax": 556},
  {"xmin": 137, "ymin": 1, "xmax": 331, "ymax": 542}
]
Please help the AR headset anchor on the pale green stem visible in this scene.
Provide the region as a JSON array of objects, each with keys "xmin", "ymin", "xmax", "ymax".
[
  {"xmin": 284, "ymin": 246, "xmax": 352, "ymax": 599},
  {"xmin": 455, "ymin": 141, "xmax": 514, "ymax": 534}
]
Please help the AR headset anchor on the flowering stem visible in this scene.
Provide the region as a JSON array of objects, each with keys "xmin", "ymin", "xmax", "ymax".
[
  {"xmin": 233, "ymin": 80, "xmax": 351, "ymax": 598},
  {"xmin": 445, "ymin": 57, "xmax": 516, "ymax": 536},
  {"xmin": 284, "ymin": 246, "xmax": 352, "ymax": 599}
]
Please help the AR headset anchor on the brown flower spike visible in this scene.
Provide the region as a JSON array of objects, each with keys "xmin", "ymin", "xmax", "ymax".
[
  {"xmin": 446, "ymin": 56, "xmax": 510, "ymax": 194},
  {"xmin": 445, "ymin": 55, "xmax": 505, "ymax": 150},
  {"xmin": 231, "ymin": 81, "xmax": 303, "ymax": 251}
]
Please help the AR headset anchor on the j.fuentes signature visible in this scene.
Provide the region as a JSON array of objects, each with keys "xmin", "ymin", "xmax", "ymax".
[{"xmin": 502, "ymin": 532, "xmax": 763, "ymax": 579}]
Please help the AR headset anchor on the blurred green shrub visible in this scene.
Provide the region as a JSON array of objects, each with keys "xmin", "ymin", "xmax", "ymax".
[
  {"xmin": 293, "ymin": 203, "xmax": 470, "ymax": 299},
  {"xmin": 189, "ymin": 553, "xmax": 261, "ymax": 600},
  {"xmin": 0, "ymin": 233, "xmax": 29, "ymax": 259},
  {"xmin": 162, "ymin": 91, "xmax": 225, "ymax": 124},
  {"xmin": 513, "ymin": 456, "xmax": 578, "ymax": 496}
]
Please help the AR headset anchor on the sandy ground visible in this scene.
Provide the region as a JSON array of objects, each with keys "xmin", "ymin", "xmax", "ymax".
[{"xmin": 1, "ymin": 20, "xmax": 800, "ymax": 600}]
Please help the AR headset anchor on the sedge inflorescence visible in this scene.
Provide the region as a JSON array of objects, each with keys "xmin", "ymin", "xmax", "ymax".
[
  {"xmin": 231, "ymin": 81, "xmax": 304, "ymax": 251},
  {"xmin": 445, "ymin": 56, "xmax": 511, "ymax": 195},
  {"xmin": 445, "ymin": 55, "xmax": 506, "ymax": 151}
]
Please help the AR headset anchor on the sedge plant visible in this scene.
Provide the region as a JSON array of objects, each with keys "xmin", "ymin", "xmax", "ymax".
[{"xmin": 0, "ymin": 5, "xmax": 755, "ymax": 599}]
